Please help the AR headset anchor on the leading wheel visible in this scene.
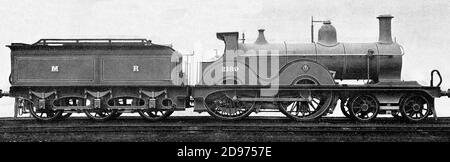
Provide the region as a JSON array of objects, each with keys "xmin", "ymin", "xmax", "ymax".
[
  {"xmin": 400, "ymin": 94, "xmax": 431, "ymax": 122},
  {"xmin": 204, "ymin": 91, "xmax": 256, "ymax": 120},
  {"xmin": 340, "ymin": 97, "xmax": 352, "ymax": 119},
  {"xmin": 348, "ymin": 94, "xmax": 379, "ymax": 122}
]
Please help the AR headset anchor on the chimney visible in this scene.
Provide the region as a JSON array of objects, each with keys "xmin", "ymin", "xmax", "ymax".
[
  {"xmin": 377, "ymin": 14, "xmax": 394, "ymax": 44},
  {"xmin": 216, "ymin": 32, "xmax": 239, "ymax": 50},
  {"xmin": 255, "ymin": 29, "xmax": 268, "ymax": 44}
]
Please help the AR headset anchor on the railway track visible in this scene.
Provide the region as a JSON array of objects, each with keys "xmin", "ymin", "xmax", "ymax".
[{"xmin": 1, "ymin": 116, "xmax": 450, "ymax": 142}]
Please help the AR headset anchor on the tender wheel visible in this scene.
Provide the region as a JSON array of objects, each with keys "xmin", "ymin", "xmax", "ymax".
[
  {"xmin": 204, "ymin": 91, "xmax": 256, "ymax": 120},
  {"xmin": 400, "ymin": 94, "xmax": 431, "ymax": 122},
  {"xmin": 107, "ymin": 97, "xmax": 145, "ymax": 119},
  {"xmin": 348, "ymin": 95, "xmax": 379, "ymax": 122},
  {"xmin": 53, "ymin": 97, "xmax": 84, "ymax": 120},
  {"xmin": 340, "ymin": 97, "xmax": 352, "ymax": 119},
  {"xmin": 84, "ymin": 108, "xmax": 117, "ymax": 121},
  {"xmin": 83, "ymin": 100, "xmax": 117, "ymax": 121},
  {"xmin": 27, "ymin": 99, "xmax": 63, "ymax": 121},
  {"xmin": 138, "ymin": 109, "xmax": 174, "ymax": 121}
]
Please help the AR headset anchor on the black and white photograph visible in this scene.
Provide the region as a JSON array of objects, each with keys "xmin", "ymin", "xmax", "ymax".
[{"xmin": 0, "ymin": 0, "xmax": 449, "ymax": 160}]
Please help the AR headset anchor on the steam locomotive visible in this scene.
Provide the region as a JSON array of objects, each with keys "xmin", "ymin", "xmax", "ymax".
[{"xmin": 1, "ymin": 14, "xmax": 448, "ymax": 122}]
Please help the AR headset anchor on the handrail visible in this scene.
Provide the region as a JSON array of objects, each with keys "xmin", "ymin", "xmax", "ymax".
[
  {"xmin": 32, "ymin": 38, "xmax": 152, "ymax": 46},
  {"xmin": 430, "ymin": 69, "xmax": 442, "ymax": 87}
]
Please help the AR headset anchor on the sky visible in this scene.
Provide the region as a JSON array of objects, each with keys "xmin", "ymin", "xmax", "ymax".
[{"xmin": 0, "ymin": 0, "xmax": 450, "ymax": 117}]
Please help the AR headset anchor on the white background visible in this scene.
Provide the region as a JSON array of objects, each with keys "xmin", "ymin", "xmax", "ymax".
[{"xmin": 1, "ymin": 0, "xmax": 450, "ymax": 117}]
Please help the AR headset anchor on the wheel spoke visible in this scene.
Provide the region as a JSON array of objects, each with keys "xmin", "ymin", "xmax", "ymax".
[
  {"xmin": 307, "ymin": 101, "xmax": 315, "ymax": 110},
  {"xmin": 289, "ymin": 102, "xmax": 297, "ymax": 112},
  {"xmin": 204, "ymin": 91, "xmax": 256, "ymax": 120},
  {"xmin": 312, "ymin": 99, "xmax": 319, "ymax": 105},
  {"xmin": 278, "ymin": 90, "xmax": 333, "ymax": 121}
]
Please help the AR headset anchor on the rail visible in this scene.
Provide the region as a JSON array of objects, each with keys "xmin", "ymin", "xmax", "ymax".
[
  {"xmin": 32, "ymin": 39, "xmax": 152, "ymax": 46},
  {"xmin": 2, "ymin": 116, "xmax": 450, "ymax": 142}
]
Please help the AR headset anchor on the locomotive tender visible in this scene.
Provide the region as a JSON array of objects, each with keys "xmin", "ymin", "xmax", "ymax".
[
  {"xmin": 1, "ymin": 14, "xmax": 449, "ymax": 122},
  {"xmin": 2, "ymin": 39, "xmax": 187, "ymax": 121}
]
